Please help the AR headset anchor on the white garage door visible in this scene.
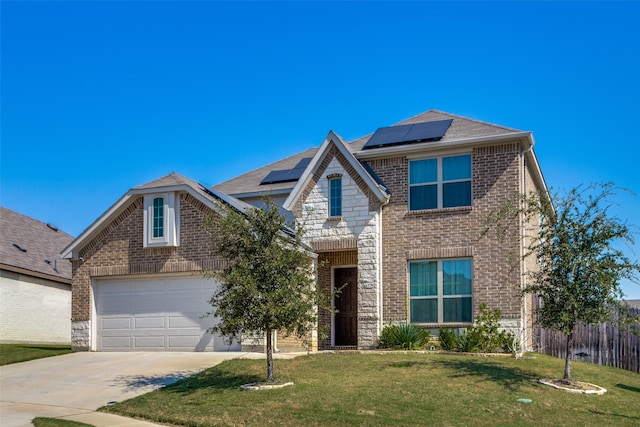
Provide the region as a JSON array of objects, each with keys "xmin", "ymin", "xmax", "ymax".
[{"xmin": 95, "ymin": 275, "xmax": 240, "ymax": 352}]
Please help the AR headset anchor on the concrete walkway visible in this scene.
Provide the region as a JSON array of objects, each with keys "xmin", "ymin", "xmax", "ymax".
[{"xmin": 1, "ymin": 352, "xmax": 266, "ymax": 427}]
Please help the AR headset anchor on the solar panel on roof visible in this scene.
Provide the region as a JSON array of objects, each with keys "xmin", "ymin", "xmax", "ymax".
[
  {"xmin": 261, "ymin": 170, "xmax": 292, "ymax": 185},
  {"xmin": 260, "ymin": 157, "xmax": 312, "ymax": 185},
  {"xmin": 363, "ymin": 124, "xmax": 413, "ymax": 148},
  {"xmin": 293, "ymin": 157, "xmax": 312, "ymax": 169},
  {"xmin": 403, "ymin": 120, "xmax": 453, "ymax": 143},
  {"xmin": 362, "ymin": 119, "xmax": 453, "ymax": 150}
]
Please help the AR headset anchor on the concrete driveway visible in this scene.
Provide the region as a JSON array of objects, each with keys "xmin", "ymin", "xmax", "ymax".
[{"xmin": 0, "ymin": 351, "xmax": 249, "ymax": 427}]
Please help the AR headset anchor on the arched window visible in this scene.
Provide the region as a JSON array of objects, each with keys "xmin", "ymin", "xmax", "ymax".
[
  {"xmin": 153, "ymin": 197, "xmax": 164, "ymax": 238},
  {"xmin": 329, "ymin": 176, "xmax": 342, "ymax": 217},
  {"xmin": 143, "ymin": 193, "xmax": 179, "ymax": 248}
]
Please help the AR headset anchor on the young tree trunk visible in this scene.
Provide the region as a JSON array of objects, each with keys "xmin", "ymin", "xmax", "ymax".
[
  {"xmin": 266, "ymin": 328, "xmax": 275, "ymax": 383},
  {"xmin": 563, "ymin": 330, "xmax": 574, "ymax": 381}
]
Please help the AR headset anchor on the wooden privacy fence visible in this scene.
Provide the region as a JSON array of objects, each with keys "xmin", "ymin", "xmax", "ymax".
[{"xmin": 533, "ymin": 306, "xmax": 640, "ymax": 374}]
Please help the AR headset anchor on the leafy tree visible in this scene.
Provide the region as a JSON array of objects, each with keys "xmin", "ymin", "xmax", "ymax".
[
  {"xmin": 487, "ymin": 183, "xmax": 640, "ymax": 381},
  {"xmin": 202, "ymin": 197, "xmax": 329, "ymax": 383}
]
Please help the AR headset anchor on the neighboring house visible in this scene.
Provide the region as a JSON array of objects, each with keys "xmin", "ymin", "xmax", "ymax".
[
  {"xmin": 64, "ymin": 109, "xmax": 547, "ymax": 352},
  {"xmin": 626, "ymin": 300, "xmax": 640, "ymax": 309},
  {"xmin": 0, "ymin": 207, "xmax": 74, "ymax": 344}
]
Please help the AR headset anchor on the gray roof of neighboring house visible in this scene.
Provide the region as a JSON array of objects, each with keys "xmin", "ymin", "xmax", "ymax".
[
  {"xmin": 0, "ymin": 206, "xmax": 73, "ymax": 283},
  {"xmin": 213, "ymin": 109, "xmax": 523, "ymax": 197},
  {"xmin": 625, "ymin": 299, "xmax": 640, "ymax": 309}
]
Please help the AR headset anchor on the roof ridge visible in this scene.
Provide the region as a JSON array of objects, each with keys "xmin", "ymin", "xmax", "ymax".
[
  {"xmin": 391, "ymin": 108, "xmax": 440, "ymax": 125},
  {"xmin": 410, "ymin": 109, "xmax": 522, "ymax": 132}
]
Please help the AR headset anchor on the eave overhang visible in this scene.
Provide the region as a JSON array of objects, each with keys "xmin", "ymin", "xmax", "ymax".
[{"xmin": 0, "ymin": 263, "xmax": 72, "ymax": 286}]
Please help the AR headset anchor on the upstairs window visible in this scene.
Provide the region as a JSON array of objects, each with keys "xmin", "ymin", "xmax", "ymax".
[
  {"xmin": 144, "ymin": 193, "xmax": 179, "ymax": 247},
  {"xmin": 153, "ymin": 197, "xmax": 164, "ymax": 238},
  {"xmin": 409, "ymin": 154, "xmax": 471, "ymax": 210},
  {"xmin": 329, "ymin": 177, "xmax": 342, "ymax": 217},
  {"xmin": 409, "ymin": 258, "xmax": 473, "ymax": 324}
]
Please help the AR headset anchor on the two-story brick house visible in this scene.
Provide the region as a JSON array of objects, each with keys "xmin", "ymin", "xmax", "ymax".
[
  {"xmin": 63, "ymin": 109, "xmax": 546, "ymax": 352},
  {"xmin": 215, "ymin": 109, "xmax": 547, "ymax": 351}
]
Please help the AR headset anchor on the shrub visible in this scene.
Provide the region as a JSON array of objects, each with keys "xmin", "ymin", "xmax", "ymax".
[
  {"xmin": 378, "ymin": 323, "xmax": 398, "ymax": 348},
  {"xmin": 457, "ymin": 332, "xmax": 482, "ymax": 352},
  {"xmin": 439, "ymin": 305, "xmax": 516, "ymax": 353},
  {"xmin": 465, "ymin": 304, "xmax": 513, "ymax": 352},
  {"xmin": 379, "ymin": 323, "xmax": 429, "ymax": 350},
  {"xmin": 438, "ymin": 328, "xmax": 459, "ymax": 351},
  {"xmin": 394, "ymin": 323, "xmax": 429, "ymax": 350}
]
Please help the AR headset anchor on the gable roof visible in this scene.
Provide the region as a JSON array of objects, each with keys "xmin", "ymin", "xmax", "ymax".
[
  {"xmin": 61, "ymin": 172, "xmax": 253, "ymax": 260},
  {"xmin": 213, "ymin": 109, "xmax": 531, "ymax": 198},
  {"xmin": 0, "ymin": 206, "xmax": 74, "ymax": 284},
  {"xmin": 283, "ymin": 131, "xmax": 390, "ymax": 211}
]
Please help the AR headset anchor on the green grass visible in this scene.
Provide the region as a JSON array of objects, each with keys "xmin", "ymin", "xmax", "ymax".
[
  {"xmin": 103, "ymin": 352, "xmax": 640, "ymax": 426},
  {"xmin": 0, "ymin": 344, "xmax": 72, "ymax": 365},
  {"xmin": 32, "ymin": 418, "xmax": 92, "ymax": 427}
]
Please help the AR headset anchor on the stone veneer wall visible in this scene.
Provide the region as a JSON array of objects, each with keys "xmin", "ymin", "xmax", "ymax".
[
  {"xmin": 294, "ymin": 147, "xmax": 383, "ymax": 349},
  {"xmin": 366, "ymin": 143, "xmax": 525, "ymax": 336},
  {"xmin": 70, "ymin": 192, "xmax": 226, "ymax": 350}
]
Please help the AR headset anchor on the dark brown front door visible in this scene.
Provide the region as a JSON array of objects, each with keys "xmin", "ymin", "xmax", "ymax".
[{"xmin": 334, "ymin": 267, "xmax": 357, "ymax": 346}]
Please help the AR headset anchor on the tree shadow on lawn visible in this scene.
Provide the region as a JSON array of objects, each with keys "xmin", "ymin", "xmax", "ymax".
[
  {"xmin": 387, "ymin": 361, "xmax": 429, "ymax": 368},
  {"xmin": 164, "ymin": 368, "xmax": 263, "ymax": 395},
  {"xmin": 589, "ymin": 410, "xmax": 640, "ymax": 422},
  {"xmin": 114, "ymin": 368, "xmax": 263, "ymax": 395},
  {"xmin": 113, "ymin": 372, "xmax": 195, "ymax": 392},
  {"xmin": 616, "ymin": 383, "xmax": 640, "ymax": 393},
  {"xmin": 430, "ymin": 357, "xmax": 539, "ymax": 392}
]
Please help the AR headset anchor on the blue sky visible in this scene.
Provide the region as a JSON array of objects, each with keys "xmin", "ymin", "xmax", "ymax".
[{"xmin": 2, "ymin": 1, "xmax": 639, "ymax": 298}]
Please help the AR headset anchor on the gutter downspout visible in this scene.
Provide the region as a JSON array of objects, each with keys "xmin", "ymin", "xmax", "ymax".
[
  {"xmin": 521, "ymin": 140, "xmax": 534, "ymax": 352},
  {"xmin": 377, "ymin": 192, "xmax": 391, "ymax": 340}
]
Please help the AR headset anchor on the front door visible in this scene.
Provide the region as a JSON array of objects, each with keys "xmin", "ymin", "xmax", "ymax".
[{"xmin": 334, "ymin": 267, "xmax": 357, "ymax": 346}]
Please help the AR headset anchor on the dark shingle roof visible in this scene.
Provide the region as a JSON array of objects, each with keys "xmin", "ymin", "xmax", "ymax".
[
  {"xmin": 214, "ymin": 147, "xmax": 319, "ymax": 196},
  {"xmin": 214, "ymin": 109, "xmax": 524, "ymax": 197},
  {"xmin": 134, "ymin": 172, "xmax": 254, "ymax": 213},
  {"xmin": 0, "ymin": 207, "xmax": 73, "ymax": 282},
  {"xmin": 62, "ymin": 172, "xmax": 255, "ymax": 260}
]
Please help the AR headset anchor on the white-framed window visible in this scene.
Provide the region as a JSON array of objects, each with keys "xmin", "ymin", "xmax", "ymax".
[
  {"xmin": 152, "ymin": 196, "xmax": 164, "ymax": 238},
  {"xmin": 143, "ymin": 193, "xmax": 179, "ymax": 247},
  {"xmin": 329, "ymin": 176, "xmax": 342, "ymax": 218},
  {"xmin": 409, "ymin": 154, "xmax": 471, "ymax": 210},
  {"xmin": 409, "ymin": 258, "xmax": 473, "ymax": 324}
]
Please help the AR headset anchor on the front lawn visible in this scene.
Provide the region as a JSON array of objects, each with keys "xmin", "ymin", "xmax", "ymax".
[
  {"xmin": 0, "ymin": 344, "xmax": 72, "ymax": 366},
  {"xmin": 32, "ymin": 418, "xmax": 92, "ymax": 427},
  {"xmin": 103, "ymin": 352, "xmax": 640, "ymax": 426}
]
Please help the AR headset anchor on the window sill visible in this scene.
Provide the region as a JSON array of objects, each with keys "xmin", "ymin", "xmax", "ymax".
[
  {"xmin": 408, "ymin": 205, "xmax": 472, "ymax": 215},
  {"xmin": 413, "ymin": 323, "xmax": 473, "ymax": 328},
  {"xmin": 327, "ymin": 216, "xmax": 343, "ymax": 222}
]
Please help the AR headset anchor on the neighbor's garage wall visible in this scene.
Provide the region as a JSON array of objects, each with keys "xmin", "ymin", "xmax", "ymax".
[{"xmin": 0, "ymin": 270, "xmax": 71, "ymax": 344}]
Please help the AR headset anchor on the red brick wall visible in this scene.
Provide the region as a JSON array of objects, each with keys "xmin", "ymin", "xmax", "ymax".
[
  {"xmin": 71, "ymin": 193, "xmax": 225, "ymax": 322},
  {"xmin": 366, "ymin": 143, "xmax": 524, "ymax": 325}
]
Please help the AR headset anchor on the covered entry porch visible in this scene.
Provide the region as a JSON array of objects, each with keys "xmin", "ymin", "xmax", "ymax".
[{"xmin": 316, "ymin": 247, "xmax": 381, "ymax": 350}]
